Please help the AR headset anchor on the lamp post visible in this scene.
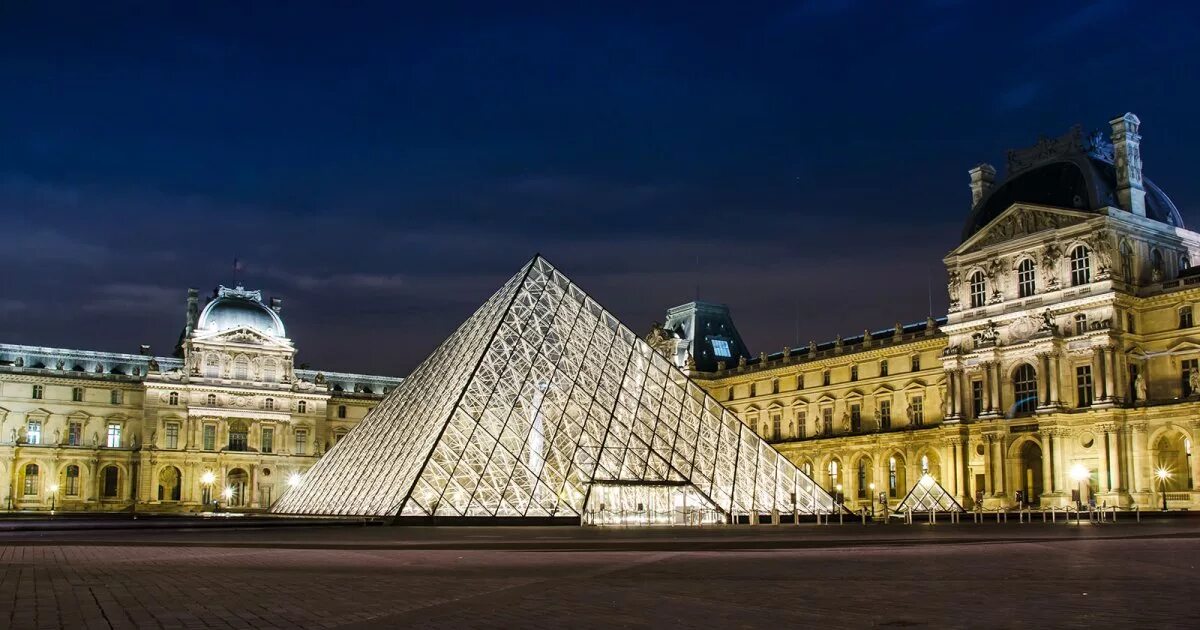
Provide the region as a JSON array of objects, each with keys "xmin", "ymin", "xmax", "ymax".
[
  {"xmin": 200, "ymin": 470, "xmax": 215, "ymax": 511},
  {"xmin": 1156, "ymin": 468, "xmax": 1171, "ymax": 512},
  {"xmin": 48, "ymin": 483, "xmax": 58, "ymax": 512},
  {"xmin": 1069, "ymin": 464, "xmax": 1089, "ymax": 511},
  {"xmin": 222, "ymin": 486, "xmax": 234, "ymax": 511},
  {"xmin": 869, "ymin": 482, "xmax": 876, "ymax": 520}
]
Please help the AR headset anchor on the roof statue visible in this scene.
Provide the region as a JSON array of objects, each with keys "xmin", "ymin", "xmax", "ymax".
[
  {"xmin": 273, "ymin": 255, "xmax": 837, "ymax": 522},
  {"xmin": 895, "ymin": 473, "xmax": 964, "ymax": 513}
]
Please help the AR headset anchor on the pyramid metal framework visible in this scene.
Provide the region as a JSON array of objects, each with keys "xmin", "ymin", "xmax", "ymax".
[
  {"xmin": 273, "ymin": 256, "xmax": 837, "ymax": 521},
  {"xmin": 895, "ymin": 474, "xmax": 964, "ymax": 513}
]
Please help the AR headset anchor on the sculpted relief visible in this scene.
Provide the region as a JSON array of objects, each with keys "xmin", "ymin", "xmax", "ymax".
[{"xmin": 972, "ymin": 208, "xmax": 1084, "ymax": 250}]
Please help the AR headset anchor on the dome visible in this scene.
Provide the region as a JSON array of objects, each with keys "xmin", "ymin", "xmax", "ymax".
[
  {"xmin": 196, "ymin": 286, "xmax": 286, "ymax": 338},
  {"xmin": 962, "ymin": 129, "xmax": 1184, "ymax": 243}
]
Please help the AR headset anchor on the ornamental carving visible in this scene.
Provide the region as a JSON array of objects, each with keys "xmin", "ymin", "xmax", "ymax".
[{"xmin": 972, "ymin": 209, "xmax": 1082, "ymax": 250}]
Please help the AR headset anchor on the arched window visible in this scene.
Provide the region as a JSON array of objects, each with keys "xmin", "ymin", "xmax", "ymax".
[
  {"xmin": 101, "ymin": 466, "xmax": 119, "ymax": 498},
  {"xmin": 1182, "ymin": 255, "xmax": 1191, "ymax": 272},
  {"xmin": 802, "ymin": 461, "xmax": 813, "ymax": 477},
  {"xmin": 969, "ymin": 271, "xmax": 986, "ymax": 308},
  {"xmin": 262, "ymin": 360, "xmax": 277, "ymax": 382},
  {"xmin": 298, "ymin": 400, "xmax": 307, "ymax": 413},
  {"xmin": 1070, "ymin": 246, "xmax": 1091, "ymax": 286},
  {"xmin": 168, "ymin": 391, "xmax": 179, "ymax": 406},
  {"xmin": 888, "ymin": 457, "xmax": 897, "ymax": 497},
  {"xmin": 207, "ymin": 393, "xmax": 217, "ymax": 406},
  {"xmin": 23, "ymin": 464, "xmax": 39, "ymax": 495},
  {"xmin": 233, "ymin": 356, "xmax": 249, "ymax": 380},
  {"xmin": 1017, "ymin": 259, "xmax": 1036, "ymax": 298},
  {"xmin": 1120, "ymin": 240, "xmax": 1133, "ymax": 284},
  {"xmin": 920, "ymin": 455, "xmax": 929, "ymax": 475},
  {"xmin": 1152, "ymin": 249, "xmax": 1165, "ymax": 281},
  {"xmin": 65, "ymin": 465, "xmax": 80, "ymax": 496},
  {"xmin": 1013, "ymin": 364, "xmax": 1038, "ymax": 415},
  {"xmin": 857, "ymin": 460, "xmax": 868, "ymax": 499},
  {"xmin": 1074, "ymin": 313, "xmax": 1088, "ymax": 335}
]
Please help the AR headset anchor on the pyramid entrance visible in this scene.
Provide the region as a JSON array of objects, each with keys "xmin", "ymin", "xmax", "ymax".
[{"xmin": 274, "ymin": 256, "xmax": 836, "ymax": 524}]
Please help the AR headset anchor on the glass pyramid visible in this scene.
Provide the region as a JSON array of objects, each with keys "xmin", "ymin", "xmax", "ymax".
[
  {"xmin": 273, "ymin": 256, "xmax": 836, "ymax": 522},
  {"xmin": 895, "ymin": 474, "xmax": 964, "ymax": 513}
]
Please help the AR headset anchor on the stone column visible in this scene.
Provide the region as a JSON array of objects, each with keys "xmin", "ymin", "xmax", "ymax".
[
  {"xmin": 1048, "ymin": 353, "xmax": 1061, "ymax": 406},
  {"xmin": 943, "ymin": 442, "xmax": 957, "ymax": 495},
  {"xmin": 1108, "ymin": 347, "xmax": 1121, "ymax": 403},
  {"xmin": 1130, "ymin": 423, "xmax": 1148, "ymax": 493},
  {"xmin": 1036, "ymin": 354, "xmax": 1049, "ymax": 406},
  {"xmin": 947, "ymin": 369, "xmax": 958, "ymax": 418},
  {"xmin": 980, "ymin": 364, "xmax": 991, "ymax": 415},
  {"xmin": 1097, "ymin": 425, "xmax": 1112, "ymax": 492},
  {"xmin": 983, "ymin": 436, "xmax": 994, "ymax": 496},
  {"xmin": 992, "ymin": 435, "xmax": 1006, "ymax": 496},
  {"xmin": 1040, "ymin": 436, "xmax": 1053, "ymax": 499},
  {"xmin": 1191, "ymin": 421, "xmax": 1200, "ymax": 491},
  {"xmin": 992, "ymin": 362, "xmax": 1002, "ymax": 412},
  {"xmin": 1108, "ymin": 428, "xmax": 1123, "ymax": 491}
]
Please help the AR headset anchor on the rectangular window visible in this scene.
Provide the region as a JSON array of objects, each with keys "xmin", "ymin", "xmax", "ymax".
[
  {"xmin": 65, "ymin": 467, "xmax": 80, "ymax": 496},
  {"xmin": 879, "ymin": 360, "xmax": 888, "ymax": 377},
  {"xmin": 262, "ymin": 427, "xmax": 274, "ymax": 454},
  {"xmin": 32, "ymin": 385, "xmax": 43, "ymax": 400},
  {"xmin": 295, "ymin": 429, "xmax": 309, "ymax": 455},
  {"xmin": 229, "ymin": 428, "xmax": 248, "ymax": 451},
  {"xmin": 298, "ymin": 400, "xmax": 307, "ymax": 413},
  {"xmin": 879, "ymin": 400, "xmax": 891, "ymax": 430},
  {"xmin": 110, "ymin": 390, "xmax": 122, "ymax": 405},
  {"xmin": 711, "ymin": 339, "xmax": 732, "ymax": 358},
  {"xmin": 822, "ymin": 370, "xmax": 830, "ymax": 386},
  {"xmin": 72, "ymin": 387, "xmax": 83, "ymax": 402},
  {"xmin": 1126, "ymin": 313, "xmax": 1136, "ymax": 334},
  {"xmin": 203, "ymin": 425, "xmax": 216, "ymax": 451},
  {"xmin": 910, "ymin": 396, "xmax": 924, "ymax": 426},
  {"xmin": 1182, "ymin": 306, "xmax": 1194, "ymax": 329},
  {"xmin": 850, "ymin": 365, "xmax": 858, "ymax": 382},
  {"xmin": 166, "ymin": 423, "xmax": 179, "ymax": 449},
  {"xmin": 337, "ymin": 405, "xmax": 347, "ymax": 419},
  {"xmin": 1182, "ymin": 359, "xmax": 1199, "ymax": 397},
  {"xmin": 797, "ymin": 412, "xmax": 807, "ymax": 439},
  {"xmin": 68, "ymin": 422, "xmax": 81, "ymax": 446},
  {"xmin": 911, "ymin": 355, "xmax": 921, "ymax": 372},
  {"xmin": 26, "ymin": 420, "xmax": 42, "ymax": 445},
  {"xmin": 106, "ymin": 423, "xmax": 121, "ymax": 448},
  {"xmin": 850, "ymin": 404, "xmax": 861, "ymax": 432},
  {"xmin": 1077, "ymin": 365, "xmax": 1094, "ymax": 407},
  {"xmin": 821, "ymin": 408, "xmax": 833, "ymax": 435},
  {"xmin": 971, "ymin": 380, "xmax": 984, "ymax": 418}
]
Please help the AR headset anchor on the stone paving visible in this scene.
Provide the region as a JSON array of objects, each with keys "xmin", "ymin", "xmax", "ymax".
[{"xmin": 1, "ymin": 522, "xmax": 1198, "ymax": 629}]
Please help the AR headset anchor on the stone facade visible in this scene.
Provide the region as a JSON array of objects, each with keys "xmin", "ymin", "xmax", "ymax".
[
  {"xmin": 672, "ymin": 113, "xmax": 1200, "ymax": 512},
  {"xmin": 0, "ymin": 286, "xmax": 401, "ymax": 512}
]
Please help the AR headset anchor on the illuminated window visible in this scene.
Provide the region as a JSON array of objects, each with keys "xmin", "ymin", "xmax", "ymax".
[
  {"xmin": 67, "ymin": 422, "xmax": 81, "ymax": 446},
  {"xmin": 1070, "ymin": 246, "xmax": 1091, "ymax": 286},
  {"xmin": 828, "ymin": 460, "xmax": 840, "ymax": 488},
  {"xmin": 920, "ymin": 455, "xmax": 929, "ymax": 474},
  {"xmin": 106, "ymin": 423, "xmax": 121, "ymax": 448},
  {"xmin": 23, "ymin": 464, "xmax": 39, "ymax": 496},
  {"xmin": 26, "ymin": 420, "xmax": 42, "ymax": 445},
  {"xmin": 711, "ymin": 339, "xmax": 732, "ymax": 358},
  {"xmin": 969, "ymin": 271, "xmax": 986, "ymax": 308},
  {"xmin": 1017, "ymin": 259, "xmax": 1036, "ymax": 297},
  {"xmin": 888, "ymin": 457, "xmax": 898, "ymax": 497}
]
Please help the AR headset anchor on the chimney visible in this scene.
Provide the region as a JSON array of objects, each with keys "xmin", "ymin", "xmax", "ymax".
[
  {"xmin": 185, "ymin": 288, "xmax": 199, "ymax": 333},
  {"xmin": 1109, "ymin": 112, "xmax": 1146, "ymax": 216},
  {"xmin": 139, "ymin": 344, "xmax": 151, "ymax": 356},
  {"xmin": 270, "ymin": 297, "xmax": 283, "ymax": 313},
  {"xmin": 968, "ymin": 163, "xmax": 997, "ymax": 208}
]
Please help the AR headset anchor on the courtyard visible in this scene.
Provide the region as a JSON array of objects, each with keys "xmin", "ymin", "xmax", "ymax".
[{"xmin": 1, "ymin": 519, "xmax": 1197, "ymax": 629}]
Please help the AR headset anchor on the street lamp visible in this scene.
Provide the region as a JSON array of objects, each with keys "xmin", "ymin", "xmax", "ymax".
[
  {"xmin": 287, "ymin": 472, "xmax": 303, "ymax": 488},
  {"xmin": 1069, "ymin": 464, "xmax": 1089, "ymax": 510},
  {"xmin": 1156, "ymin": 467, "xmax": 1171, "ymax": 511},
  {"xmin": 48, "ymin": 483, "xmax": 59, "ymax": 512},
  {"xmin": 200, "ymin": 470, "xmax": 215, "ymax": 509}
]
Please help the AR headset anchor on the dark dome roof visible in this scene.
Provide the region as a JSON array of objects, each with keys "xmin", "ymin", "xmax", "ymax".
[{"xmin": 962, "ymin": 153, "xmax": 1183, "ymax": 243}]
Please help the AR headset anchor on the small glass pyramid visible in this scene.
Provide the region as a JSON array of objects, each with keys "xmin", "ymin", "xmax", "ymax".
[
  {"xmin": 895, "ymin": 473, "xmax": 964, "ymax": 513},
  {"xmin": 274, "ymin": 256, "xmax": 836, "ymax": 522}
]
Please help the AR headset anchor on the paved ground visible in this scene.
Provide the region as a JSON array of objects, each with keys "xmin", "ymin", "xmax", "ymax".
[{"xmin": 1, "ymin": 519, "xmax": 1198, "ymax": 629}]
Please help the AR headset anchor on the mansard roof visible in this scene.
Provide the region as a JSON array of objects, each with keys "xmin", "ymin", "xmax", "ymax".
[{"xmin": 962, "ymin": 125, "xmax": 1183, "ymax": 243}]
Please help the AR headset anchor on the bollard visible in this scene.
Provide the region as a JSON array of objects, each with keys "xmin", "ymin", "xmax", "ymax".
[
  {"xmin": 839, "ymin": 509, "xmax": 844, "ymax": 526},
  {"xmin": 861, "ymin": 509, "xmax": 867, "ymax": 526},
  {"xmin": 1136, "ymin": 504, "xmax": 1141, "ymax": 523},
  {"xmin": 1112, "ymin": 507, "xmax": 1117, "ymax": 523}
]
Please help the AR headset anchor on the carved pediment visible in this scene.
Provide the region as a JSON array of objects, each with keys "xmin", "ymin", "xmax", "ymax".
[
  {"xmin": 958, "ymin": 205, "xmax": 1092, "ymax": 254},
  {"xmin": 195, "ymin": 326, "xmax": 292, "ymax": 350}
]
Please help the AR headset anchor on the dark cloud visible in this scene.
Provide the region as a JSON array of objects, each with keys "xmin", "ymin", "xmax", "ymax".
[{"xmin": 0, "ymin": 1, "xmax": 1197, "ymax": 375}]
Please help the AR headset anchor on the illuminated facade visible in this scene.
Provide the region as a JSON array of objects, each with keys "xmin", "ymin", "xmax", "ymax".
[
  {"xmin": 0, "ymin": 286, "xmax": 401, "ymax": 512},
  {"xmin": 275, "ymin": 257, "xmax": 836, "ymax": 523},
  {"xmin": 676, "ymin": 113, "xmax": 1200, "ymax": 512}
]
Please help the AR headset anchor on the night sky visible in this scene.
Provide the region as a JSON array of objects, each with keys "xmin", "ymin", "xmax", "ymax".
[{"xmin": 2, "ymin": 1, "xmax": 1198, "ymax": 376}]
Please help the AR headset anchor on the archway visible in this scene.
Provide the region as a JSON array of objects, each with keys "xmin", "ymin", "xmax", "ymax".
[
  {"xmin": 854, "ymin": 457, "xmax": 874, "ymax": 501},
  {"xmin": 1018, "ymin": 441, "xmax": 1044, "ymax": 505},
  {"xmin": 101, "ymin": 465, "xmax": 120, "ymax": 498},
  {"xmin": 227, "ymin": 468, "xmax": 249, "ymax": 507},
  {"xmin": 1153, "ymin": 432, "xmax": 1192, "ymax": 491},
  {"xmin": 158, "ymin": 466, "xmax": 182, "ymax": 502},
  {"xmin": 887, "ymin": 454, "xmax": 907, "ymax": 499}
]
